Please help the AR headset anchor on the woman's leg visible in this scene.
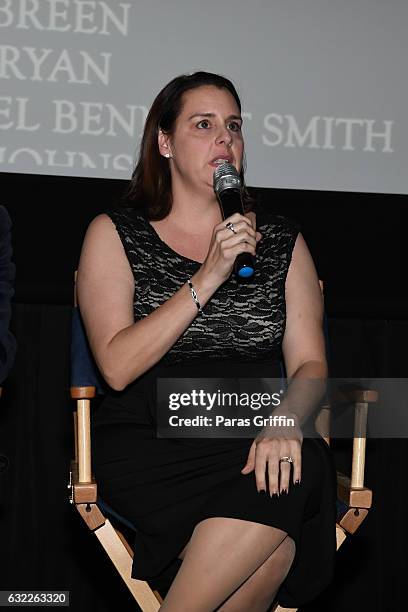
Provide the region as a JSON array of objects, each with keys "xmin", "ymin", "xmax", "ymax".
[
  {"xmin": 216, "ymin": 534, "xmax": 296, "ymax": 612},
  {"xmin": 159, "ymin": 517, "xmax": 295, "ymax": 612}
]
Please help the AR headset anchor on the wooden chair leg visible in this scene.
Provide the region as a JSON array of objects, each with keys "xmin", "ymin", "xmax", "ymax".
[
  {"xmin": 75, "ymin": 502, "xmax": 162, "ymax": 611},
  {"xmin": 93, "ymin": 518, "xmax": 162, "ymax": 611},
  {"xmin": 336, "ymin": 523, "xmax": 347, "ymax": 550}
]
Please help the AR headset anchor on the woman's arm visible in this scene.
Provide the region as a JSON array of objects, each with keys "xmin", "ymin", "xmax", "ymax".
[
  {"xmin": 0, "ymin": 205, "xmax": 17, "ymax": 383},
  {"xmin": 282, "ymin": 232, "xmax": 327, "ymax": 382},
  {"xmin": 278, "ymin": 232, "xmax": 328, "ymax": 426},
  {"xmin": 241, "ymin": 233, "xmax": 327, "ymax": 494},
  {"xmin": 77, "ymin": 212, "xmax": 259, "ymax": 391}
]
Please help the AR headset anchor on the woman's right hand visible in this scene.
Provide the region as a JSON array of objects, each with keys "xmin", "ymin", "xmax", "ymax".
[{"xmin": 200, "ymin": 212, "xmax": 262, "ymax": 286}]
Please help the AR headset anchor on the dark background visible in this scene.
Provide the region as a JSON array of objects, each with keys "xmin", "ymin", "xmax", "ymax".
[
  {"xmin": 0, "ymin": 171, "xmax": 407, "ymax": 611},
  {"xmin": 3, "ymin": 172, "xmax": 407, "ymax": 317}
]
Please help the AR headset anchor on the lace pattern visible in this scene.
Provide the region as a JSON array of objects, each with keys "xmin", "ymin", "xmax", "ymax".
[{"xmin": 106, "ymin": 205, "xmax": 299, "ymax": 366}]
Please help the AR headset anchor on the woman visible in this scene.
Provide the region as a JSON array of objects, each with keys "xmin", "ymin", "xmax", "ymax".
[{"xmin": 77, "ymin": 72, "xmax": 336, "ymax": 611}]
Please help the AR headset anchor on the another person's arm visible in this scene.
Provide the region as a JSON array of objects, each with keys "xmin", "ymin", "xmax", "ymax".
[{"xmin": 0, "ymin": 205, "xmax": 17, "ymax": 383}]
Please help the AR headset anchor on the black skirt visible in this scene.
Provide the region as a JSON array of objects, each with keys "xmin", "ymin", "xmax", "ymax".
[{"xmin": 91, "ymin": 359, "xmax": 337, "ymax": 608}]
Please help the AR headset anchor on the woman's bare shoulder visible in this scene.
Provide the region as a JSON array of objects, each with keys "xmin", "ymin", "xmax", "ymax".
[
  {"xmin": 78, "ymin": 212, "xmax": 132, "ymax": 284},
  {"xmin": 82, "ymin": 212, "xmax": 124, "ymax": 252},
  {"xmin": 85, "ymin": 212, "xmax": 116, "ymax": 236}
]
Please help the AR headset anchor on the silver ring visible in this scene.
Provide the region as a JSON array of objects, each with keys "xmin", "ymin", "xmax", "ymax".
[
  {"xmin": 279, "ymin": 456, "xmax": 294, "ymax": 464},
  {"xmin": 226, "ymin": 222, "xmax": 237, "ymax": 234}
]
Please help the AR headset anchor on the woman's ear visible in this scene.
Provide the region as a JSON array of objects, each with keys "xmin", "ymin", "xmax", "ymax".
[{"xmin": 158, "ymin": 129, "xmax": 173, "ymax": 158}]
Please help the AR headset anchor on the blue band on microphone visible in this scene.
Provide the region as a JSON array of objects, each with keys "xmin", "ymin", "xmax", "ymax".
[{"xmin": 238, "ymin": 266, "xmax": 255, "ymax": 278}]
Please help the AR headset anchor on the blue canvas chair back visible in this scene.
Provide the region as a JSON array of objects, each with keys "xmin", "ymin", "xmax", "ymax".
[
  {"xmin": 70, "ymin": 306, "xmax": 137, "ymax": 533},
  {"xmin": 70, "ymin": 308, "xmax": 105, "ymax": 393}
]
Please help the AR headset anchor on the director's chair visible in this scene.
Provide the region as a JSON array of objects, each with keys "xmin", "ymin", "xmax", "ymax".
[{"xmin": 68, "ymin": 278, "xmax": 376, "ymax": 612}]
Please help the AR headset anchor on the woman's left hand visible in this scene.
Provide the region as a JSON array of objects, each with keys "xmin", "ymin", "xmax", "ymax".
[{"xmin": 241, "ymin": 412, "xmax": 303, "ymax": 496}]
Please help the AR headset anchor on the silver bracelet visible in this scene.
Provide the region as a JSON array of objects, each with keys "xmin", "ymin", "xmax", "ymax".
[{"xmin": 187, "ymin": 278, "xmax": 203, "ymax": 313}]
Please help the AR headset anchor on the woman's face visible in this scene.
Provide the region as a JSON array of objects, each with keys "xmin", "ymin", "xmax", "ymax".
[{"xmin": 159, "ymin": 85, "xmax": 244, "ymax": 198}]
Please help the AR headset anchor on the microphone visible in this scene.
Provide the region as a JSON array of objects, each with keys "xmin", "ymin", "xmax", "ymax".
[{"xmin": 213, "ymin": 162, "xmax": 255, "ymax": 279}]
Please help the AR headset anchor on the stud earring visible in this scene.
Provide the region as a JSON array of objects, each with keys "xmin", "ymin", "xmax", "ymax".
[{"xmin": 165, "ymin": 153, "xmax": 170, "ymax": 158}]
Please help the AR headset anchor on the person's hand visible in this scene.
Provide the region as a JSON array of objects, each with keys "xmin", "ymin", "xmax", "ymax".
[
  {"xmin": 241, "ymin": 411, "xmax": 303, "ymax": 496},
  {"xmin": 200, "ymin": 212, "xmax": 262, "ymax": 286}
]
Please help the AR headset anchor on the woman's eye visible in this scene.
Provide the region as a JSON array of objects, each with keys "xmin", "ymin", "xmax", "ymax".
[
  {"xmin": 197, "ymin": 120, "xmax": 210, "ymax": 129},
  {"xmin": 228, "ymin": 121, "xmax": 242, "ymax": 132}
]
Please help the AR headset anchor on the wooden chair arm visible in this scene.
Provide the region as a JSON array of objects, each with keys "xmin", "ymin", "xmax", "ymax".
[
  {"xmin": 320, "ymin": 387, "xmax": 378, "ymax": 488},
  {"xmin": 72, "ymin": 396, "xmax": 93, "ymax": 483}
]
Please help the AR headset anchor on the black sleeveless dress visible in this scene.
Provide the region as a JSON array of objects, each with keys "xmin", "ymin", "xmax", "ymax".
[{"xmin": 91, "ymin": 204, "xmax": 337, "ymax": 608}]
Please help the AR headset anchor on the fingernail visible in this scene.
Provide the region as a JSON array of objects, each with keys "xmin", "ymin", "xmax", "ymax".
[
  {"xmin": 271, "ymin": 491, "xmax": 279, "ymax": 498},
  {"xmin": 258, "ymin": 489, "xmax": 265, "ymax": 494},
  {"xmin": 295, "ymin": 479, "xmax": 301, "ymax": 485}
]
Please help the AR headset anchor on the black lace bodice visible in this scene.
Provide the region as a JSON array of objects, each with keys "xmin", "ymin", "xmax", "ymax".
[{"xmin": 106, "ymin": 205, "xmax": 299, "ymax": 366}]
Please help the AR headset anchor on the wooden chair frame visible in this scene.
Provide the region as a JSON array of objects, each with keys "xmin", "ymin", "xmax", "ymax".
[{"xmin": 68, "ymin": 385, "xmax": 163, "ymax": 611}]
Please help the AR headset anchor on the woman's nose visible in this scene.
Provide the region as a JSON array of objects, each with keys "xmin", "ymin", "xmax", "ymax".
[{"xmin": 215, "ymin": 127, "xmax": 233, "ymax": 147}]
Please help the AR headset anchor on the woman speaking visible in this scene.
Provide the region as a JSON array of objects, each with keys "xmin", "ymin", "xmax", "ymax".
[{"xmin": 77, "ymin": 71, "xmax": 336, "ymax": 611}]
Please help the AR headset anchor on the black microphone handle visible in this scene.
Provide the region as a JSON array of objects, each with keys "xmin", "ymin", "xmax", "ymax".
[
  {"xmin": 234, "ymin": 252, "xmax": 255, "ymax": 278},
  {"xmin": 217, "ymin": 189, "xmax": 255, "ymax": 279},
  {"xmin": 217, "ymin": 188, "xmax": 242, "ymax": 218}
]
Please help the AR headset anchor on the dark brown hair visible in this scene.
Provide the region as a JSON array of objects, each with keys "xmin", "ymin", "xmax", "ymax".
[{"xmin": 121, "ymin": 71, "xmax": 254, "ymax": 219}]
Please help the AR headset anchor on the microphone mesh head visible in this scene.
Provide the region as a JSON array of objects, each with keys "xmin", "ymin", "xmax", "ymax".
[{"xmin": 213, "ymin": 162, "xmax": 241, "ymax": 195}]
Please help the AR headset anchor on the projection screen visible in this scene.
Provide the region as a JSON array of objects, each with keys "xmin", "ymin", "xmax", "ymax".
[{"xmin": 0, "ymin": 0, "xmax": 407, "ymax": 194}]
